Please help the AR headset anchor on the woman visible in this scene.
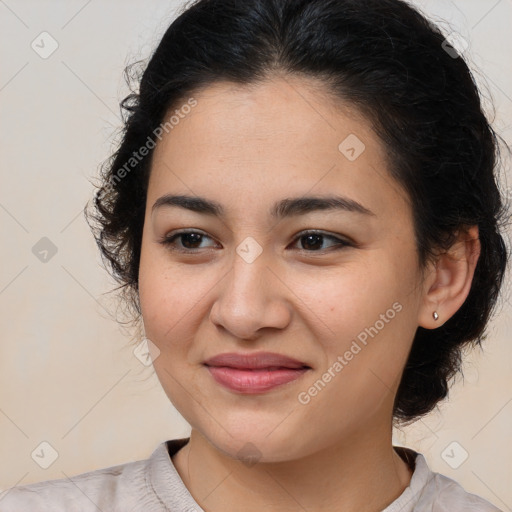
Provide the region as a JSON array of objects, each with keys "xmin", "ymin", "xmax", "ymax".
[{"xmin": 0, "ymin": 0, "xmax": 508, "ymax": 510}]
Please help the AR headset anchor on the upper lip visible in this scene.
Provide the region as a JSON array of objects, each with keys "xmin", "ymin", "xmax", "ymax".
[{"xmin": 204, "ymin": 352, "xmax": 310, "ymax": 369}]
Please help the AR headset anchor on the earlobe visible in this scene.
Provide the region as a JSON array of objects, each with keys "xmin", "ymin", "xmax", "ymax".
[{"xmin": 418, "ymin": 225, "xmax": 481, "ymax": 329}]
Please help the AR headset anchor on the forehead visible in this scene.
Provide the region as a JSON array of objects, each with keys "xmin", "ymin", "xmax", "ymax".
[{"xmin": 148, "ymin": 76, "xmax": 411, "ymax": 223}]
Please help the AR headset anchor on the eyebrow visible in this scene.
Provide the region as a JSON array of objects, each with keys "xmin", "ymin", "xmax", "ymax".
[{"xmin": 151, "ymin": 194, "xmax": 375, "ymax": 219}]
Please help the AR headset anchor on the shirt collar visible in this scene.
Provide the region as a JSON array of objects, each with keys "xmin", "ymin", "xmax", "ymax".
[{"xmin": 146, "ymin": 438, "xmax": 432, "ymax": 512}]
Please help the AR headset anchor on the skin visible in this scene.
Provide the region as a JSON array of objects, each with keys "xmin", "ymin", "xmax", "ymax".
[{"xmin": 138, "ymin": 75, "xmax": 481, "ymax": 512}]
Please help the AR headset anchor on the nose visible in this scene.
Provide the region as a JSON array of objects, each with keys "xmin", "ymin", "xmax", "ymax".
[{"xmin": 209, "ymin": 246, "xmax": 292, "ymax": 340}]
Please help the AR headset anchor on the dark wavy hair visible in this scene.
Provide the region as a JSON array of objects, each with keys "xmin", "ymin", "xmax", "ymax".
[{"xmin": 84, "ymin": 0, "xmax": 510, "ymax": 424}]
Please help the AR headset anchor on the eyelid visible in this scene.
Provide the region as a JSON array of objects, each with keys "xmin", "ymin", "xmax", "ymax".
[
  {"xmin": 159, "ymin": 229, "xmax": 218, "ymax": 250},
  {"xmin": 293, "ymin": 229, "xmax": 353, "ymax": 245},
  {"xmin": 158, "ymin": 228, "xmax": 354, "ymax": 252}
]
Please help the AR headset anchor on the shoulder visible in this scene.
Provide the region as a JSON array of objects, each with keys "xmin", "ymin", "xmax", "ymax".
[
  {"xmin": 412, "ymin": 452, "xmax": 503, "ymax": 512},
  {"xmin": 0, "ymin": 449, "xmax": 153, "ymax": 512}
]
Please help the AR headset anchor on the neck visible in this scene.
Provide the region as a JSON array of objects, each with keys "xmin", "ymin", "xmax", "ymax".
[{"xmin": 171, "ymin": 425, "xmax": 413, "ymax": 512}]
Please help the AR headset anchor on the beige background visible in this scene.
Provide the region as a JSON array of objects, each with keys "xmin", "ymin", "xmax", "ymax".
[{"xmin": 1, "ymin": 0, "xmax": 511, "ymax": 509}]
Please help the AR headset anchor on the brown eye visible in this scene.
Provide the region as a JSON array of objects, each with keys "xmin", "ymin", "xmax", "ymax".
[
  {"xmin": 291, "ymin": 231, "xmax": 351, "ymax": 252},
  {"xmin": 159, "ymin": 230, "xmax": 217, "ymax": 252},
  {"xmin": 158, "ymin": 229, "xmax": 352, "ymax": 254}
]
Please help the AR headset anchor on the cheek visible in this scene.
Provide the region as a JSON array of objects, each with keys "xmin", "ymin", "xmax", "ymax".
[
  {"xmin": 297, "ymin": 254, "xmax": 414, "ymax": 379},
  {"xmin": 139, "ymin": 253, "xmax": 188, "ymax": 338},
  {"xmin": 291, "ymin": 261, "xmax": 394, "ymax": 343},
  {"xmin": 138, "ymin": 252, "xmax": 219, "ymax": 354},
  {"xmin": 322, "ymin": 270, "xmax": 417, "ymax": 398}
]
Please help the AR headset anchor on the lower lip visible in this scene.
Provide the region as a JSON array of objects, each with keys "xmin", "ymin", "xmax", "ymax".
[{"xmin": 205, "ymin": 365, "xmax": 309, "ymax": 394}]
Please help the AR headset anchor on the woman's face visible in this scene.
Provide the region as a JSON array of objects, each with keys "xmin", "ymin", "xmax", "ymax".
[{"xmin": 138, "ymin": 76, "xmax": 428, "ymax": 462}]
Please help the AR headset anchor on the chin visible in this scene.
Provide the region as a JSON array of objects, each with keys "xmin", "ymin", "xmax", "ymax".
[{"xmin": 200, "ymin": 426, "xmax": 308, "ymax": 465}]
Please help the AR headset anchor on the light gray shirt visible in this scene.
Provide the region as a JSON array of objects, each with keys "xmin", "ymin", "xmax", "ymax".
[{"xmin": 0, "ymin": 438, "xmax": 503, "ymax": 511}]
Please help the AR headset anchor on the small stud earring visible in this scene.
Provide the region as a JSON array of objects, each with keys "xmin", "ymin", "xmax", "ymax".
[{"xmin": 433, "ymin": 311, "xmax": 439, "ymax": 321}]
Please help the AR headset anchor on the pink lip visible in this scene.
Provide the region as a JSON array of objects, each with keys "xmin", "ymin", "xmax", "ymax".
[
  {"xmin": 204, "ymin": 351, "xmax": 309, "ymax": 369},
  {"xmin": 206, "ymin": 366, "xmax": 310, "ymax": 393},
  {"xmin": 204, "ymin": 352, "xmax": 311, "ymax": 394}
]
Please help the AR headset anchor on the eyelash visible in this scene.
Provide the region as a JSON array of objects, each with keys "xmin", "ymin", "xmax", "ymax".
[{"xmin": 158, "ymin": 229, "xmax": 352, "ymax": 254}]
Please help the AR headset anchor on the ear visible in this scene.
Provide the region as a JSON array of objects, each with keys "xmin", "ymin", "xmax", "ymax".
[{"xmin": 418, "ymin": 225, "xmax": 481, "ymax": 329}]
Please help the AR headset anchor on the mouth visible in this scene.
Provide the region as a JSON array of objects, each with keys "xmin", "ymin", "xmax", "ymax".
[
  {"xmin": 203, "ymin": 351, "xmax": 311, "ymax": 370},
  {"xmin": 205, "ymin": 365, "xmax": 311, "ymax": 370},
  {"xmin": 203, "ymin": 352, "xmax": 312, "ymax": 394},
  {"xmin": 205, "ymin": 366, "xmax": 311, "ymax": 394}
]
